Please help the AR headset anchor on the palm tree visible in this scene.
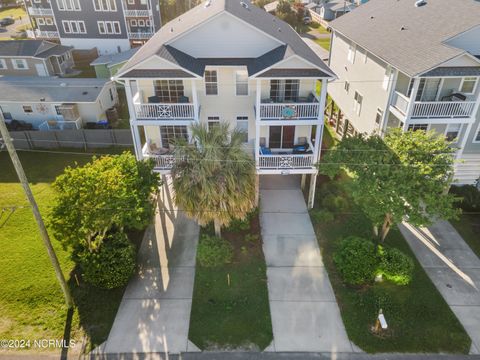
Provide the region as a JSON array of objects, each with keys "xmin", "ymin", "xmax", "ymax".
[{"xmin": 171, "ymin": 122, "xmax": 256, "ymax": 237}]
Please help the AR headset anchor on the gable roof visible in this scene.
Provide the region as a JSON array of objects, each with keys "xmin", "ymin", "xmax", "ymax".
[
  {"xmin": 90, "ymin": 47, "xmax": 139, "ymax": 67},
  {"xmin": 0, "ymin": 40, "xmax": 72, "ymax": 58},
  {"xmin": 330, "ymin": 0, "xmax": 480, "ymax": 77},
  {"xmin": 118, "ymin": 0, "xmax": 334, "ymax": 78}
]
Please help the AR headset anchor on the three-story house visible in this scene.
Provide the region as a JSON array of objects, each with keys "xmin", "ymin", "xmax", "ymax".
[{"xmin": 114, "ymin": 0, "xmax": 335, "ymax": 207}]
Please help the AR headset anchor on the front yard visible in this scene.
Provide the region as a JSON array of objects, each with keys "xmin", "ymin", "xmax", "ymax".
[
  {"xmin": 0, "ymin": 151, "xmax": 133, "ymax": 354},
  {"xmin": 310, "ymin": 176, "xmax": 471, "ymax": 353},
  {"xmin": 188, "ymin": 211, "xmax": 273, "ymax": 350}
]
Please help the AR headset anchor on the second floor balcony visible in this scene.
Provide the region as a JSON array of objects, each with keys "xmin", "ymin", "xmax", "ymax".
[
  {"xmin": 28, "ymin": 7, "xmax": 53, "ymax": 16},
  {"xmin": 259, "ymin": 93, "xmax": 321, "ymax": 121},
  {"xmin": 124, "ymin": 9, "xmax": 151, "ymax": 17},
  {"xmin": 128, "ymin": 31, "xmax": 155, "ymax": 40},
  {"xmin": 133, "ymin": 92, "xmax": 196, "ymax": 121}
]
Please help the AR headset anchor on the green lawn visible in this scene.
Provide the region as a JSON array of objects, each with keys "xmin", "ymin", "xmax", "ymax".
[
  {"xmin": 189, "ymin": 212, "xmax": 273, "ymax": 350},
  {"xmin": 315, "ymin": 37, "xmax": 331, "ymax": 51},
  {"xmin": 0, "ymin": 6, "xmax": 26, "ymax": 20},
  {"xmin": 451, "ymin": 214, "xmax": 480, "ymax": 258},
  {"xmin": 115, "ymin": 87, "xmax": 130, "ymax": 129},
  {"xmin": 310, "ymin": 178, "xmax": 471, "ymax": 353},
  {"xmin": 0, "ymin": 151, "xmax": 131, "ymax": 354}
]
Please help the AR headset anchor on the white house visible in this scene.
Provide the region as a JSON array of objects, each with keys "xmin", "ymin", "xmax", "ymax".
[
  {"xmin": 114, "ymin": 0, "xmax": 335, "ymax": 207},
  {"xmin": 327, "ymin": 0, "xmax": 480, "ymax": 185},
  {"xmin": 0, "ymin": 77, "xmax": 118, "ymax": 130}
]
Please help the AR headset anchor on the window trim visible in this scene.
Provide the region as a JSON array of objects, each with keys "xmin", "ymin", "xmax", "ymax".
[
  {"xmin": 93, "ymin": 0, "xmax": 117, "ymax": 11},
  {"xmin": 344, "ymin": 80, "xmax": 350, "ymax": 93},
  {"xmin": 207, "ymin": 116, "xmax": 220, "ymax": 130},
  {"xmin": 235, "ymin": 70, "xmax": 249, "ymax": 96},
  {"xmin": 204, "ymin": 69, "xmax": 218, "ymax": 96},
  {"xmin": 37, "ymin": 18, "xmax": 45, "ymax": 25},
  {"xmin": 347, "ymin": 43, "xmax": 356, "ymax": 64},
  {"xmin": 444, "ymin": 123, "xmax": 463, "ymax": 143},
  {"xmin": 459, "ymin": 77, "xmax": 478, "ymax": 95},
  {"xmin": 130, "ymin": 19, "xmax": 137, "ymax": 27},
  {"xmin": 45, "ymin": 17, "xmax": 54, "ymax": 25},
  {"xmin": 11, "ymin": 58, "xmax": 28, "ymax": 70},
  {"xmin": 353, "ymin": 90, "xmax": 363, "ymax": 116},
  {"xmin": 138, "ymin": 19, "xmax": 145, "ymax": 27},
  {"xmin": 236, "ymin": 115, "xmax": 249, "ymax": 143},
  {"xmin": 56, "ymin": 0, "xmax": 81, "ymax": 11},
  {"xmin": 407, "ymin": 123, "xmax": 430, "ymax": 132},
  {"xmin": 472, "ymin": 122, "xmax": 480, "ymax": 144},
  {"xmin": 375, "ymin": 108, "xmax": 383, "ymax": 126},
  {"xmin": 0, "ymin": 59, "xmax": 7, "ymax": 70},
  {"xmin": 62, "ymin": 20, "xmax": 86, "ymax": 34},
  {"xmin": 22, "ymin": 105, "xmax": 33, "ymax": 113}
]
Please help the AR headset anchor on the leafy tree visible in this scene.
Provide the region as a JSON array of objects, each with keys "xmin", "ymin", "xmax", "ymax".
[
  {"xmin": 275, "ymin": 0, "xmax": 298, "ymax": 28},
  {"xmin": 172, "ymin": 122, "xmax": 256, "ymax": 237},
  {"xmin": 320, "ymin": 128, "xmax": 459, "ymax": 242},
  {"xmin": 49, "ymin": 152, "xmax": 159, "ymax": 252}
]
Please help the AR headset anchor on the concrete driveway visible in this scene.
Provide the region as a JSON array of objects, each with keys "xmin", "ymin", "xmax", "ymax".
[
  {"xmin": 260, "ymin": 175, "xmax": 354, "ymax": 353},
  {"xmin": 399, "ymin": 221, "xmax": 480, "ymax": 354},
  {"xmin": 103, "ymin": 177, "xmax": 200, "ymax": 355}
]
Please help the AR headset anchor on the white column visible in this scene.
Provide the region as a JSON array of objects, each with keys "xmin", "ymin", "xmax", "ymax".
[
  {"xmin": 402, "ymin": 77, "xmax": 420, "ymax": 131},
  {"xmin": 456, "ymin": 98, "xmax": 480, "ymax": 159},
  {"xmin": 308, "ymin": 173, "xmax": 317, "ymax": 209},
  {"xmin": 130, "ymin": 121, "xmax": 143, "ymax": 160},
  {"xmin": 255, "ymin": 80, "xmax": 262, "ymax": 166},
  {"xmin": 191, "ymin": 79, "xmax": 199, "ymax": 122},
  {"xmin": 314, "ymin": 78, "xmax": 328, "ymax": 164},
  {"xmin": 124, "ymin": 80, "xmax": 137, "ymax": 121},
  {"xmin": 381, "ymin": 69, "xmax": 399, "ymax": 136}
]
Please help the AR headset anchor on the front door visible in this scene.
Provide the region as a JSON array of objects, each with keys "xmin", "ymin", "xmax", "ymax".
[
  {"xmin": 35, "ymin": 63, "xmax": 47, "ymax": 77},
  {"xmin": 269, "ymin": 126, "xmax": 295, "ymax": 149}
]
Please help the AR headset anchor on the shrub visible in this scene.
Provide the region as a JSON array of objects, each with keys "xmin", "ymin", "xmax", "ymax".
[
  {"xmin": 450, "ymin": 185, "xmax": 480, "ymax": 212},
  {"xmin": 78, "ymin": 231, "xmax": 136, "ymax": 289},
  {"xmin": 197, "ymin": 234, "xmax": 234, "ymax": 267},
  {"xmin": 245, "ymin": 233, "xmax": 259, "ymax": 243},
  {"xmin": 377, "ymin": 246, "xmax": 414, "ymax": 285},
  {"xmin": 334, "ymin": 237, "xmax": 378, "ymax": 285},
  {"xmin": 310, "ymin": 209, "xmax": 334, "ymax": 223}
]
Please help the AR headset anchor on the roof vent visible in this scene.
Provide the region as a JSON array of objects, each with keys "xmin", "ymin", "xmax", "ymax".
[
  {"xmin": 82, "ymin": 91, "xmax": 88, "ymax": 95},
  {"xmin": 40, "ymin": 97, "xmax": 45, "ymax": 102},
  {"xmin": 370, "ymin": 16, "xmax": 374, "ymax": 19},
  {"xmin": 400, "ymin": 26, "xmax": 407, "ymax": 31},
  {"xmin": 205, "ymin": 0, "xmax": 211, "ymax": 8},
  {"xmin": 170, "ymin": 27, "xmax": 174, "ymax": 32},
  {"xmin": 415, "ymin": 0, "xmax": 427, "ymax": 7},
  {"xmin": 240, "ymin": 1, "xmax": 249, "ymax": 9},
  {"xmin": 60, "ymin": 82, "xmax": 67, "ymax": 87}
]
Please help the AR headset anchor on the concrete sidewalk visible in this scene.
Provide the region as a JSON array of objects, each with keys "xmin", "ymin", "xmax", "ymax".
[
  {"xmin": 399, "ymin": 220, "xmax": 480, "ymax": 354},
  {"xmin": 259, "ymin": 175, "xmax": 353, "ymax": 353},
  {"xmin": 103, "ymin": 178, "xmax": 200, "ymax": 354}
]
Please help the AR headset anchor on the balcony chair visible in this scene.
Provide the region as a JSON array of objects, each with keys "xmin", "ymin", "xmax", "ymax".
[
  {"xmin": 293, "ymin": 137, "xmax": 313, "ymax": 154},
  {"xmin": 148, "ymin": 96, "xmax": 161, "ymax": 103},
  {"xmin": 147, "ymin": 140, "xmax": 169, "ymax": 155},
  {"xmin": 259, "ymin": 137, "xmax": 272, "ymax": 155},
  {"xmin": 178, "ymin": 96, "xmax": 189, "ymax": 103}
]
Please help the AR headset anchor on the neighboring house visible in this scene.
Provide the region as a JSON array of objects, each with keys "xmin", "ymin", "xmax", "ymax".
[
  {"xmin": 114, "ymin": 0, "xmax": 335, "ymax": 207},
  {"xmin": 90, "ymin": 47, "xmax": 139, "ymax": 78},
  {"xmin": 263, "ymin": 0, "xmax": 278, "ymax": 13},
  {"xmin": 22, "ymin": 0, "xmax": 162, "ymax": 55},
  {"xmin": 327, "ymin": 0, "xmax": 480, "ymax": 184},
  {"xmin": 0, "ymin": 77, "xmax": 118, "ymax": 130},
  {"xmin": 0, "ymin": 40, "xmax": 73, "ymax": 76},
  {"xmin": 310, "ymin": 1, "xmax": 356, "ymax": 22}
]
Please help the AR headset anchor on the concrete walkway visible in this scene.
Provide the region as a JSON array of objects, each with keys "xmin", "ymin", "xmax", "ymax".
[
  {"xmin": 259, "ymin": 175, "xmax": 353, "ymax": 353},
  {"xmin": 399, "ymin": 220, "xmax": 480, "ymax": 354},
  {"xmin": 103, "ymin": 178, "xmax": 200, "ymax": 354}
]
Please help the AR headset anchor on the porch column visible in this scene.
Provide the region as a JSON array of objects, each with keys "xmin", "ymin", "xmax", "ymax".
[
  {"xmin": 307, "ymin": 173, "xmax": 317, "ymax": 209},
  {"xmin": 124, "ymin": 80, "xmax": 137, "ymax": 122},
  {"xmin": 254, "ymin": 174, "xmax": 259, "ymax": 207},
  {"xmin": 255, "ymin": 80, "xmax": 261, "ymax": 167},
  {"xmin": 301, "ymin": 174, "xmax": 306, "ymax": 191},
  {"xmin": 381, "ymin": 69, "xmax": 399, "ymax": 135},
  {"xmin": 130, "ymin": 121, "xmax": 143, "ymax": 160},
  {"xmin": 191, "ymin": 79, "xmax": 199, "ymax": 122},
  {"xmin": 457, "ymin": 98, "xmax": 480, "ymax": 159},
  {"xmin": 402, "ymin": 77, "xmax": 420, "ymax": 131},
  {"xmin": 314, "ymin": 78, "xmax": 328, "ymax": 164}
]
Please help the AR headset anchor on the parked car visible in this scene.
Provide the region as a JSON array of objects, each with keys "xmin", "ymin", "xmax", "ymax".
[
  {"xmin": 0, "ymin": 17, "xmax": 15, "ymax": 27},
  {"xmin": 303, "ymin": 16, "xmax": 312, "ymax": 24},
  {"xmin": 6, "ymin": 120, "xmax": 34, "ymax": 131}
]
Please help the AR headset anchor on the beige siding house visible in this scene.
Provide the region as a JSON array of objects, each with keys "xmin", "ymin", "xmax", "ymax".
[
  {"xmin": 114, "ymin": 0, "xmax": 336, "ymax": 207},
  {"xmin": 327, "ymin": 0, "xmax": 480, "ymax": 184}
]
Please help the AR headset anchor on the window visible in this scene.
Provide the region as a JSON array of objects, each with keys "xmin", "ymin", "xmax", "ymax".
[
  {"xmin": 138, "ymin": 19, "xmax": 145, "ymax": 27},
  {"xmin": 408, "ymin": 123, "xmax": 429, "ymax": 132},
  {"xmin": 445, "ymin": 123, "xmax": 462, "ymax": 142},
  {"xmin": 270, "ymin": 79, "xmax": 300, "ymax": 102},
  {"xmin": 460, "ymin": 77, "xmax": 478, "ymax": 94},
  {"xmin": 56, "ymin": 0, "xmax": 81, "ymax": 11},
  {"xmin": 0, "ymin": 59, "xmax": 6, "ymax": 69},
  {"xmin": 55, "ymin": 105, "xmax": 63, "ymax": 115},
  {"xmin": 235, "ymin": 70, "xmax": 248, "ymax": 96},
  {"xmin": 62, "ymin": 20, "xmax": 86, "ymax": 34},
  {"xmin": 130, "ymin": 19, "xmax": 137, "ymax": 26},
  {"xmin": 45, "ymin": 18, "xmax": 54, "ymax": 25},
  {"xmin": 344, "ymin": 80, "xmax": 350, "ymax": 93},
  {"xmin": 146, "ymin": 20, "xmax": 151, "ymax": 26},
  {"xmin": 236, "ymin": 116, "xmax": 248, "ymax": 143},
  {"xmin": 128, "ymin": 0, "xmax": 135, "ymax": 3},
  {"xmin": 383, "ymin": 66, "xmax": 392, "ymax": 90},
  {"xmin": 474, "ymin": 125, "xmax": 480, "ymax": 143},
  {"xmin": 12, "ymin": 59, "xmax": 28, "ymax": 70},
  {"xmin": 347, "ymin": 44, "xmax": 356, "ymax": 64},
  {"xmin": 97, "ymin": 21, "xmax": 121, "ymax": 34},
  {"xmin": 23, "ymin": 105, "xmax": 33, "ymax": 113},
  {"xmin": 205, "ymin": 70, "xmax": 218, "ymax": 95},
  {"xmin": 154, "ymin": 80, "xmax": 184, "ymax": 102},
  {"xmin": 375, "ymin": 108, "xmax": 383, "ymax": 126},
  {"xmin": 207, "ymin": 116, "xmax": 220, "ymax": 130},
  {"xmin": 353, "ymin": 91, "xmax": 363, "ymax": 115},
  {"xmin": 93, "ymin": 0, "xmax": 116, "ymax": 11},
  {"xmin": 160, "ymin": 126, "xmax": 188, "ymax": 147},
  {"xmin": 37, "ymin": 18, "xmax": 45, "ymax": 25},
  {"xmin": 109, "ymin": 88, "xmax": 114, "ymax": 102}
]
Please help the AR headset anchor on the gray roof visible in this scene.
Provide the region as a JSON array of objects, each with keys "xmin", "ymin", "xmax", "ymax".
[
  {"xmin": 330, "ymin": 0, "xmax": 480, "ymax": 77},
  {"xmin": 422, "ymin": 66, "xmax": 480, "ymax": 77},
  {"xmin": 118, "ymin": 0, "xmax": 334, "ymax": 78},
  {"xmin": 122, "ymin": 69, "xmax": 195, "ymax": 78},
  {"xmin": 258, "ymin": 68, "xmax": 329, "ymax": 77},
  {"xmin": 0, "ymin": 77, "xmax": 110, "ymax": 103},
  {"xmin": 90, "ymin": 47, "xmax": 140, "ymax": 67},
  {"xmin": 0, "ymin": 40, "xmax": 71, "ymax": 58},
  {"xmin": 323, "ymin": 1, "xmax": 356, "ymax": 12}
]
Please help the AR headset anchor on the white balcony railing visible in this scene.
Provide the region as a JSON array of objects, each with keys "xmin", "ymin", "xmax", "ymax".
[
  {"xmin": 259, "ymin": 154, "xmax": 314, "ymax": 169},
  {"xmin": 135, "ymin": 103, "xmax": 195, "ymax": 120},
  {"xmin": 412, "ymin": 101, "xmax": 476, "ymax": 118},
  {"xmin": 259, "ymin": 103, "xmax": 320, "ymax": 120},
  {"xmin": 124, "ymin": 9, "xmax": 151, "ymax": 17},
  {"xmin": 28, "ymin": 7, "xmax": 53, "ymax": 16},
  {"xmin": 128, "ymin": 31, "xmax": 154, "ymax": 40},
  {"xmin": 31, "ymin": 29, "xmax": 59, "ymax": 39}
]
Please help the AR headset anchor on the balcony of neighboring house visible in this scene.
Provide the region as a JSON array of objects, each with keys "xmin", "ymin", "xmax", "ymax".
[
  {"xmin": 38, "ymin": 104, "xmax": 82, "ymax": 131},
  {"xmin": 28, "ymin": 7, "xmax": 53, "ymax": 16},
  {"xmin": 128, "ymin": 31, "xmax": 155, "ymax": 40},
  {"xmin": 31, "ymin": 29, "xmax": 59, "ymax": 39},
  {"xmin": 258, "ymin": 79, "xmax": 322, "ymax": 122},
  {"xmin": 124, "ymin": 9, "xmax": 152, "ymax": 17},
  {"xmin": 132, "ymin": 79, "xmax": 198, "ymax": 122},
  {"xmin": 389, "ymin": 73, "xmax": 480, "ymax": 122}
]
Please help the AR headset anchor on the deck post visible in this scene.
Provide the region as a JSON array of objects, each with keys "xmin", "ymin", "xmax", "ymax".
[
  {"xmin": 301, "ymin": 174, "xmax": 306, "ymax": 191},
  {"xmin": 308, "ymin": 173, "xmax": 317, "ymax": 209},
  {"xmin": 255, "ymin": 174, "xmax": 260, "ymax": 207}
]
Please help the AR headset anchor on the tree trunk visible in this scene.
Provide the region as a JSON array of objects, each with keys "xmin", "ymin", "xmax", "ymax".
[
  {"xmin": 379, "ymin": 213, "xmax": 392, "ymax": 243},
  {"xmin": 214, "ymin": 219, "xmax": 222, "ymax": 238}
]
